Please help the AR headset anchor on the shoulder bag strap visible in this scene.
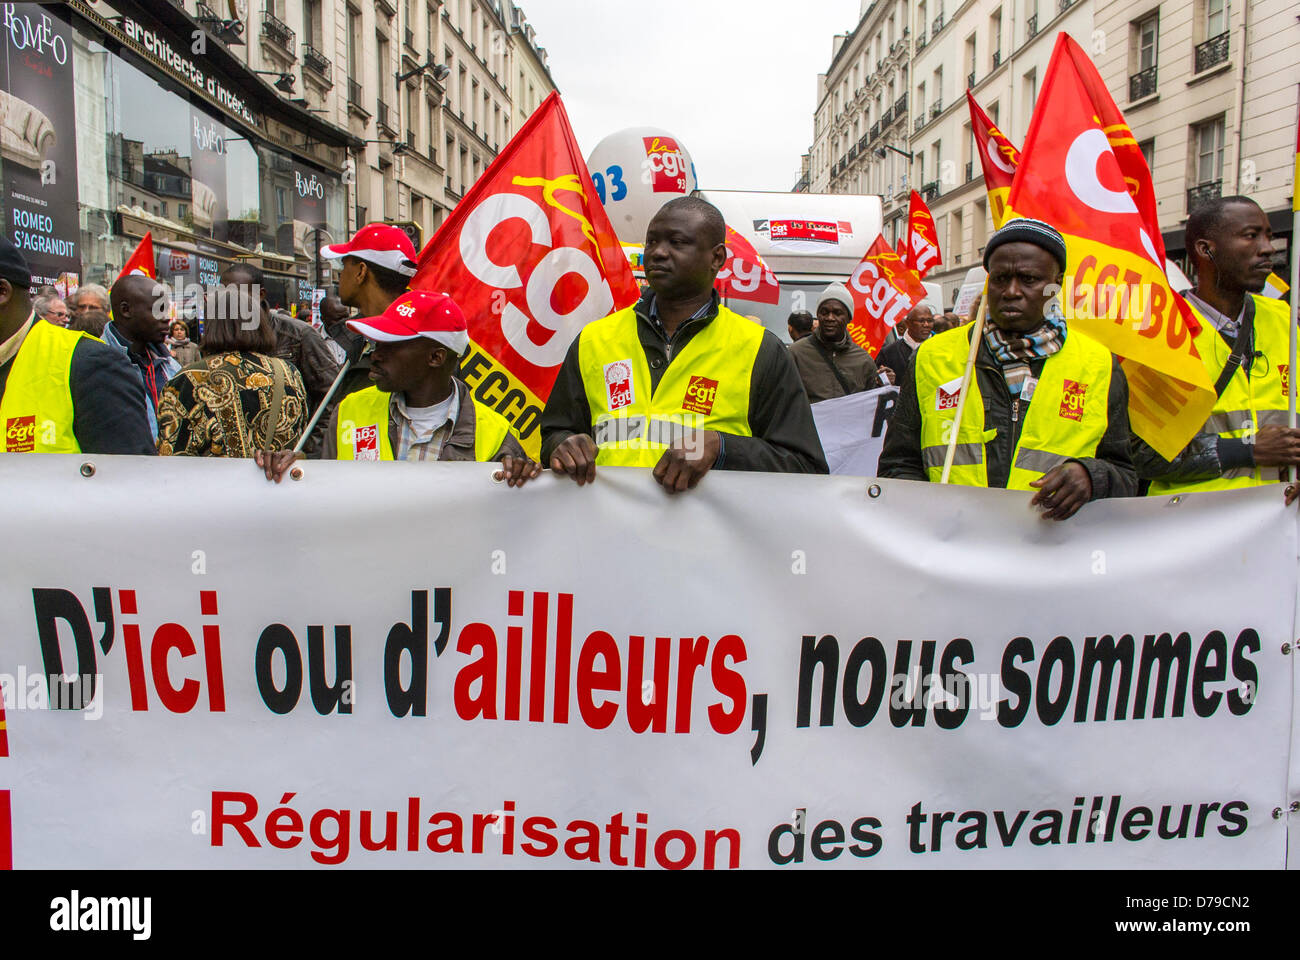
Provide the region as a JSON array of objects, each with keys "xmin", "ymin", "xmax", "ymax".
[
  {"xmin": 263, "ymin": 357, "xmax": 287, "ymax": 450},
  {"xmin": 810, "ymin": 336, "xmax": 857, "ymax": 395}
]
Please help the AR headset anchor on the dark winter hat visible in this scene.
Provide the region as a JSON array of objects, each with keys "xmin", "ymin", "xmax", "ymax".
[
  {"xmin": 0, "ymin": 236, "xmax": 32, "ymax": 287},
  {"xmin": 982, "ymin": 218, "xmax": 1068, "ymax": 274}
]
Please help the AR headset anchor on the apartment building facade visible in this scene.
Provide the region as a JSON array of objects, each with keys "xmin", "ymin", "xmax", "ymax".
[
  {"xmin": 1093, "ymin": 0, "xmax": 1297, "ymax": 267},
  {"xmin": 811, "ymin": 0, "xmax": 915, "ymax": 243},
  {"xmin": 911, "ymin": 0, "xmax": 1094, "ymax": 305},
  {"xmin": 805, "ymin": 0, "xmax": 1297, "ymax": 307},
  {"xmin": 27, "ymin": 0, "xmax": 553, "ymax": 306}
]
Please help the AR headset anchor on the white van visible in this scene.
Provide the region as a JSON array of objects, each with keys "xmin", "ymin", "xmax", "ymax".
[{"xmin": 697, "ymin": 190, "xmax": 946, "ymax": 342}]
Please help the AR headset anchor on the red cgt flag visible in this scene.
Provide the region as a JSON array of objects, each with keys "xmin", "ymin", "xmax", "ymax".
[
  {"xmin": 966, "ymin": 91, "xmax": 1021, "ymax": 229},
  {"xmin": 116, "ymin": 232, "xmax": 156, "ymax": 281},
  {"xmin": 410, "ymin": 92, "xmax": 640, "ymax": 458},
  {"xmin": 846, "ymin": 234, "xmax": 927, "ymax": 355},
  {"xmin": 1006, "ymin": 33, "xmax": 1214, "ymax": 460},
  {"xmin": 904, "ymin": 191, "xmax": 942, "ymax": 277},
  {"xmin": 715, "ymin": 224, "xmax": 780, "ymax": 305}
]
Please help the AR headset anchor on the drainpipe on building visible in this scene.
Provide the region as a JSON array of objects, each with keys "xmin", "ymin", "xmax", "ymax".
[{"xmin": 1231, "ymin": 0, "xmax": 1249, "ymax": 194}]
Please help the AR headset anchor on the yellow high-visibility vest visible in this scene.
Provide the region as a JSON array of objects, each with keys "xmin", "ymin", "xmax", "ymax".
[
  {"xmin": 1149, "ymin": 294, "xmax": 1292, "ymax": 495},
  {"xmin": 335, "ymin": 385, "xmax": 513, "ymax": 461},
  {"xmin": 915, "ymin": 323, "xmax": 1114, "ymax": 489},
  {"xmin": 0, "ymin": 319, "xmax": 88, "ymax": 453},
  {"xmin": 578, "ymin": 303, "xmax": 764, "ymax": 468}
]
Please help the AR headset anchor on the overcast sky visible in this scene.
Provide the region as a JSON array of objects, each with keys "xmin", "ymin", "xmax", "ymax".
[{"xmin": 518, "ymin": 1, "xmax": 862, "ymax": 192}]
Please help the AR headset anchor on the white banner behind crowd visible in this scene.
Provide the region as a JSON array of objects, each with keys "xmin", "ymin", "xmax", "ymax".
[
  {"xmin": 811, "ymin": 386, "xmax": 898, "ymax": 476},
  {"xmin": 0, "ymin": 456, "xmax": 1296, "ymax": 869}
]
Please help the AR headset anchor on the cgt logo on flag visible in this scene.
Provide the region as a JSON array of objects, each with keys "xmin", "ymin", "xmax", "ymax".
[
  {"xmin": 354, "ymin": 423, "xmax": 380, "ymax": 461},
  {"xmin": 682, "ymin": 376, "xmax": 719, "ymax": 415},
  {"xmin": 5, "ymin": 416, "xmax": 36, "ymax": 452},
  {"xmin": 936, "ymin": 378, "xmax": 963, "ymax": 411},
  {"xmin": 1060, "ymin": 380, "xmax": 1088, "ymax": 421},
  {"xmin": 605, "ymin": 360, "xmax": 635, "ymax": 411}
]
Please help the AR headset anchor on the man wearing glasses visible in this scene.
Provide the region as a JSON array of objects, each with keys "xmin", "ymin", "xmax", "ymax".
[{"xmin": 1134, "ymin": 196, "xmax": 1300, "ymax": 494}]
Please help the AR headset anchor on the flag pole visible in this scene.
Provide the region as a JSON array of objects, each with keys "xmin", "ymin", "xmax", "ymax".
[
  {"xmin": 1289, "ymin": 200, "xmax": 1298, "ymax": 483},
  {"xmin": 1290, "ymin": 93, "xmax": 1299, "ymax": 484},
  {"xmin": 939, "ymin": 293, "xmax": 988, "ymax": 484}
]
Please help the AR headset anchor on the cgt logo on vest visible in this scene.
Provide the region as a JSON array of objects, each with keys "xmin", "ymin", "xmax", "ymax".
[
  {"xmin": 935, "ymin": 378, "xmax": 962, "ymax": 412},
  {"xmin": 1059, "ymin": 380, "xmax": 1088, "ymax": 422},
  {"xmin": 604, "ymin": 360, "xmax": 634, "ymax": 411},
  {"xmin": 1280, "ymin": 364, "xmax": 1290, "ymax": 397},
  {"xmin": 6, "ymin": 415, "xmax": 36, "ymax": 452},
  {"xmin": 354, "ymin": 423, "xmax": 380, "ymax": 461},
  {"xmin": 682, "ymin": 376, "xmax": 719, "ymax": 415}
]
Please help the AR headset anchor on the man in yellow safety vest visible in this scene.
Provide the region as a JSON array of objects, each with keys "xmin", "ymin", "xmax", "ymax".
[
  {"xmin": 878, "ymin": 218, "xmax": 1137, "ymax": 519},
  {"xmin": 1132, "ymin": 196, "xmax": 1300, "ymax": 494},
  {"xmin": 0, "ymin": 237, "xmax": 154, "ymax": 455},
  {"xmin": 257, "ymin": 289, "xmax": 540, "ymax": 485},
  {"xmin": 540, "ymin": 196, "xmax": 827, "ymax": 493}
]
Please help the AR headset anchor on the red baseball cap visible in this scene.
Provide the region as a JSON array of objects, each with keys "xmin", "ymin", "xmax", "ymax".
[
  {"xmin": 347, "ymin": 289, "xmax": 470, "ymax": 355},
  {"xmin": 321, "ymin": 223, "xmax": 418, "ymax": 276}
]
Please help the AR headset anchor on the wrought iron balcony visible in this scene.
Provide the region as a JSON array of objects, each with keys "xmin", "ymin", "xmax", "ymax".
[
  {"xmin": 406, "ymin": 130, "xmax": 416, "ymax": 149},
  {"xmin": 347, "ymin": 77, "xmax": 363, "ymax": 107},
  {"xmin": 965, "ymin": 160, "xmax": 974, "ymax": 182},
  {"xmin": 428, "ymin": 144, "xmax": 438, "ymax": 165},
  {"xmin": 967, "ymin": 70, "xmax": 976, "ymax": 88},
  {"xmin": 1059, "ymin": 0, "xmax": 1074, "ymax": 13},
  {"xmin": 930, "ymin": 100, "xmax": 942, "ymax": 118},
  {"xmin": 895, "ymin": 91, "xmax": 908, "ymax": 114},
  {"xmin": 922, "ymin": 179, "xmax": 940, "ymax": 201},
  {"xmin": 1187, "ymin": 179, "xmax": 1222, "ymax": 213},
  {"xmin": 1026, "ymin": 14, "xmax": 1038, "ymax": 38},
  {"xmin": 992, "ymin": 49, "xmax": 1001, "ymax": 68},
  {"xmin": 1128, "ymin": 65, "xmax": 1156, "ymax": 101},
  {"xmin": 859, "ymin": 134, "xmax": 869, "ymax": 151},
  {"xmin": 870, "ymin": 121, "xmax": 881, "ymax": 140},
  {"xmin": 916, "ymin": 32, "xmax": 927, "ymax": 49},
  {"xmin": 1195, "ymin": 31, "xmax": 1229, "ymax": 73},
  {"xmin": 849, "ymin": 144, "xmax": 859, "ymax": 161},
  {"xmin": 261, "ymin": 9, "xmax": 295, "ymax": 53},
  {"xmin": 932, "ymin": 13, "xmax": 944, "ymax": 34},
  {"xmin": 302, "ymin": 43, "xmax": 330, "ymax": 80},
  {"xmin": 915, "ymin": 116, "xmax": 926, "ymax": 132},
  {"xmin": 376, "ymin": 98, "xmax": 395, "ymax": 133}
]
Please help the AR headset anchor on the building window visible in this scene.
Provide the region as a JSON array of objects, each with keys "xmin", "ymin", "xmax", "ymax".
[
  {"xmin": 1205, "ymin": 0, "xmax": 1226, "ymax": 39},
  {"xmin": 1129, "ymin": 13, "xmax": 1158, "ymax": 100},
  {"xmin": 1137, "ymin": 13, "xmax": 1158, "ymax": 71},
  {"xmin": 347, "ymin": 7, "xmax": 361, "ymax": 82},
  {"xmin": 1138, "ymin": 138, "xmax": 1155, "ymax": 175},
  {"xmin": 1193, "ymin": 117, "xmax": 1224, "ymax": 185}
]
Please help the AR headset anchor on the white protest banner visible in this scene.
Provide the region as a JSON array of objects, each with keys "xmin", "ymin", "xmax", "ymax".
[
  {"xmin": 811, "ymin": 386, "xmax": 898, "ymax": 476},
  {"xmin": 0, "ymin": 456, "xmax": 1294, "ymax": 869}
]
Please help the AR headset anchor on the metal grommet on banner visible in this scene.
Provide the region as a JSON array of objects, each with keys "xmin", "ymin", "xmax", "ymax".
[
  {"xmin": 1272, "ymin": 807, "xmax": 1283, "ymax": 820},
  {"xmin": 79, "ymin": 463, "xmax": 95, "ymax": 478},
  {"xmin": 1168, "ymin": 495, "xmax": 1181, "ymax": 505},
  {"xmin": 1291, "ymin": 801, "xmax": 1300, "ymax": 813},
  {"xmin": 867, "ymin": 484, "xmax": 882, "ymax": 499},
  {"xmin": 290, "ymin": 467, "xmax": 304, "ymax": 482},
  {"xmin": 1282, "ymin": 642, "xmax": 1292, "ymax": 656}
]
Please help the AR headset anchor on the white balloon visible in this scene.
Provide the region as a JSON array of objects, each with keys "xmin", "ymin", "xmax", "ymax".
[{"xmin": 586, "ymin": 127, "xmax": 699, "ymax": 245}]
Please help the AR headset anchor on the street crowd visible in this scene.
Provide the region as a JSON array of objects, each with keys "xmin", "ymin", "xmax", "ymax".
[{"xmin": 1, "ymin": 192, "xmax": 1294, "ymax": 520}]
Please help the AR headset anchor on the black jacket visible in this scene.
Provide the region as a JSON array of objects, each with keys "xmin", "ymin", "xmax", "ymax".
[
  {"xmin": 541, "ymin": 290, "xmax": 828, "ymax": 474},
  {"xmin": 878, "ymin": 329, "xmax": 1137, "ymax": 499},
  {"xmin": 0, "ymin": 335, "xmax": 156, "ymax": 455}
]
